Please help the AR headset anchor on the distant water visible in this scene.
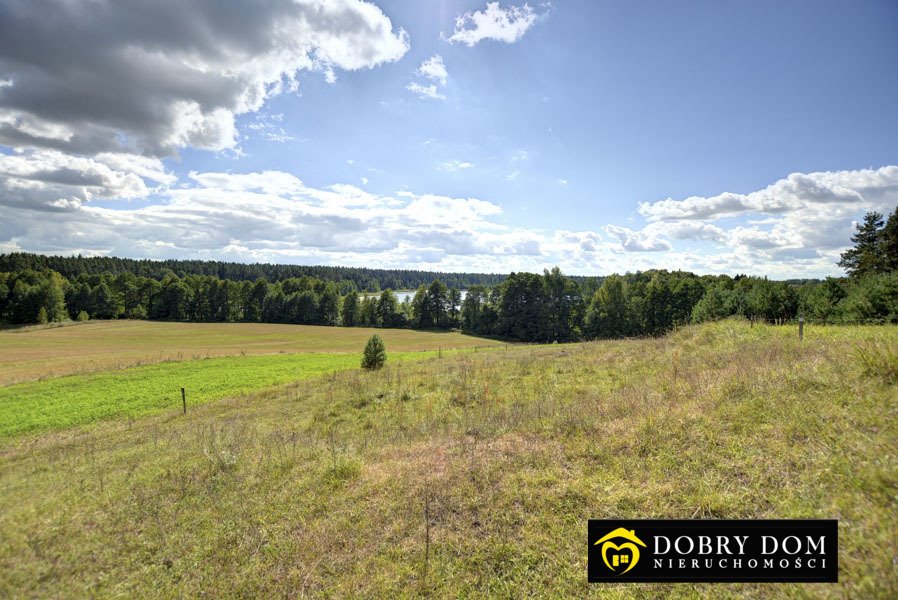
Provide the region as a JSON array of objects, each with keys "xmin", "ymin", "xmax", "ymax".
[{"xmin": 364, "ymin": 290, "xmax": 467, "ymax": 303}]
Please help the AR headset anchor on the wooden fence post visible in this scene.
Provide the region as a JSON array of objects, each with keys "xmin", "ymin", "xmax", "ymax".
[
  {"xmin": 181, "ymin": 387, "xmax": 186, "ymax": 414},
  {"xmin": 423, "ymin": 489, "xmax": 431, "ymax": 584}
]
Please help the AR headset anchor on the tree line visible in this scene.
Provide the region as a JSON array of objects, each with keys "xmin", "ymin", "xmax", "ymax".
[
  {"xmin": 0, "ymin": 253, "xmax": 506, "ymax": 292},
  {"xmin": 1, "ymin": 208, "xmax": 895, "ymax": 339},
  {"xmin": 2, "ymin": 267, "xmax": 895, "ymax": 340}
]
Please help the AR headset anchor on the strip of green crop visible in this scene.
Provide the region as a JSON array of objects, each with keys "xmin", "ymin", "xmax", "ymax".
[{"xmin": 0, "ymin": 350, "xmax": 456, "ymax": 440}]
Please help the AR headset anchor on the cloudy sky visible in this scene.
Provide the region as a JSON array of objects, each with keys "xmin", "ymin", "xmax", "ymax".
[{"xmin": 1, "ymin": 0, "xmax": 897, "ymax": 277}]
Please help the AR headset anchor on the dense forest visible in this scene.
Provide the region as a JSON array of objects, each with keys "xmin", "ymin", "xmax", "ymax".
[
  {"xmin": 0, "ymin": 254, "xmax": 506, "ymax": 292},
  {"xmin": 2, "ymin": 209, "xmax": 896, "ymax": 341}
]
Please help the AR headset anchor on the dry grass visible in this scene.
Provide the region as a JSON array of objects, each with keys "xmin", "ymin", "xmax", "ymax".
[
  {"xmin": 0, "ymin": 320, "xmax": 896, "ymax": 598},
  {"xmin": 0, "ymin": 320, "xmax": 501, "ymax": 385}
]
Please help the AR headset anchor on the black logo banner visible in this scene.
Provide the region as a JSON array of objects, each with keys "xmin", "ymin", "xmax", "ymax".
[{"xmin": 588, "ymin": 519, "xmax": 838, "ymax": 583}]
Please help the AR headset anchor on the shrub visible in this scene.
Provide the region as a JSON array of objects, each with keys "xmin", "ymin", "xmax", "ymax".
[
  {"xmin": 75, "ymin": 310, "xmax": 89, "ymax": 322},
  {"xmin": 125, "ymin": 304, "xmax": 148, "ymax": 320},
  {"xmin": 361, "ymin": 334, "xmax": 386, "ymax": 370},
  {"xmin": 36, "ymin": 306, "xmax": 48, "ymax": 324}
]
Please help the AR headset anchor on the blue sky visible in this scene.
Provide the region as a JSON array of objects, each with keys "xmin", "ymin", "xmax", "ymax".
[{"xmin": 1, "ymin": 0, "xmax": 897, "ymax": 277}]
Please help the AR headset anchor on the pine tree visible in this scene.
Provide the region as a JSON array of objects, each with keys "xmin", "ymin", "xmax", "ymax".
[
  {"xmin": 376, "ymin": 290, "xmax": 402, "ymax": 328},
  {"xmin": 460, "ymin": 285, "xmax": 487, "ymax": 333},
  {"xmin": 882, "ymin": 208, "xmax": 898, "ymax": 272},
  {"xmin": 90, "ymin": 281, "xmax": 123, "ymax": 319},
  {"xmin": 361, "ymin": 334, "xmax": 386, "ymax": 370},
  {"xmin": 426, "ymin": 280, "xmax": 449, "ymax": 328},
  {"xmin": 839, "ymin": 211, "xmax": 885, "ymax": 277},
  {"xmin": 448, "ymin": 287, "xmax": 462, "ymax": 326},
  {"xmin": 318, "ymin": 285, "xmax": 341, "ymax": 325},
  {"xmin": 341, "ymin": 291, "xmax": 359, "ymax": 326}
]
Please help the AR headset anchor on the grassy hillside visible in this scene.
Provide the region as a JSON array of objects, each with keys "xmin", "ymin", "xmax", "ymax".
[
  {"xmin": 0, "ymin": 320, "xmax": 500, "ymax": 385},
  {"xmin": 1, "ymin": 320, "xmax": 896, "ymax": 598}
]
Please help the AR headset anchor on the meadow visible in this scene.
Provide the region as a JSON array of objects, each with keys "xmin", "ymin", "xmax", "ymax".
[
  {"xmin": 0, "ymin": 350, "xmax": 476, "ymax": 439},
  {"xmin": 0, "ymin": 320, "xmax": 499, "ymax": 385},
  {"xmin": 0, "ymin": 320, "xmax": 896, "ymax": 598}
]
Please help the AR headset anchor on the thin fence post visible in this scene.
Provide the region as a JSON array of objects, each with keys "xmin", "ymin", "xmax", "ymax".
[
  {"xmin": 181, "ymin": 387, "xmax": 186, "ymax": 414},
  {"xmin": 423, "ymin": 489, "xmax": 431, "ymax": 585}
]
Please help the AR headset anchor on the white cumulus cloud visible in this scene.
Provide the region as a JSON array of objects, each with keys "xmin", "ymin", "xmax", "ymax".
[
  {"xmin": 0, "ymin": 149, "xmax": 173, "ymax": 211},
  {"xmin": 416, "ymin": 55, "xmax": 449, "ymax": 85},
  {"xmin": 599, "ymin": 166, "xmax": 898, "ymax": 276},
  {"xmin": 408, "ymin": 55, "xmax": 450, "ymax": 100},
  {"xmin": 407, "ymin": 82, "xmax": 446, "ymax": 100},
  {"xmin": 4, "ymin": 150, "xmax": 896, "ymax": 278},
  {"xmin": 445, "ymin": 2, "xmax": 540, "ymax": 47},
  {"xmin": 638, "ymin": 167, "xmax": 897, "ymax": 222},
  {"xmin": 0, "ymin": 159, "xmax": 627, "ymax": 273},
  {"xmin": 604, "ymin": 225, "xmax": 672, "ymax": 252},
  {"xmin": 0, "ymin": 0, "xmax": 409, "ymax": 156}
]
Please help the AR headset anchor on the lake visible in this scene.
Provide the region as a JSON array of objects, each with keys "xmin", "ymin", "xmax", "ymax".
[{"xmin": 363, "ymin": 289, "xmax": 467, "ymax": 303}]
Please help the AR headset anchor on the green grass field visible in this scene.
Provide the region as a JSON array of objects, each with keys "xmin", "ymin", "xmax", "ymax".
[
  {"xmin": 1, "ymin": 320, "xmax": 896, "ymax": 598},
  {"xmin": 0, "ymin": 349, "xmax": 479, "ymax": 439},
  {"xmin": 0, "ymin": 320, "xmax": 501, "ymax": 385}
]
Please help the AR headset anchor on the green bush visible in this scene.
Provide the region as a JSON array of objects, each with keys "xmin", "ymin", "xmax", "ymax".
[
  {"xmin": 838, "ymin": 273, "xmax": 898, "ymax": 324},
  {"xmin": 361, "ymin": 334, "xmax": 386, "ymax": 370},
  {"xmin": 75, "ymin": 310, "xmax": 89, "ymax": 322}
]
